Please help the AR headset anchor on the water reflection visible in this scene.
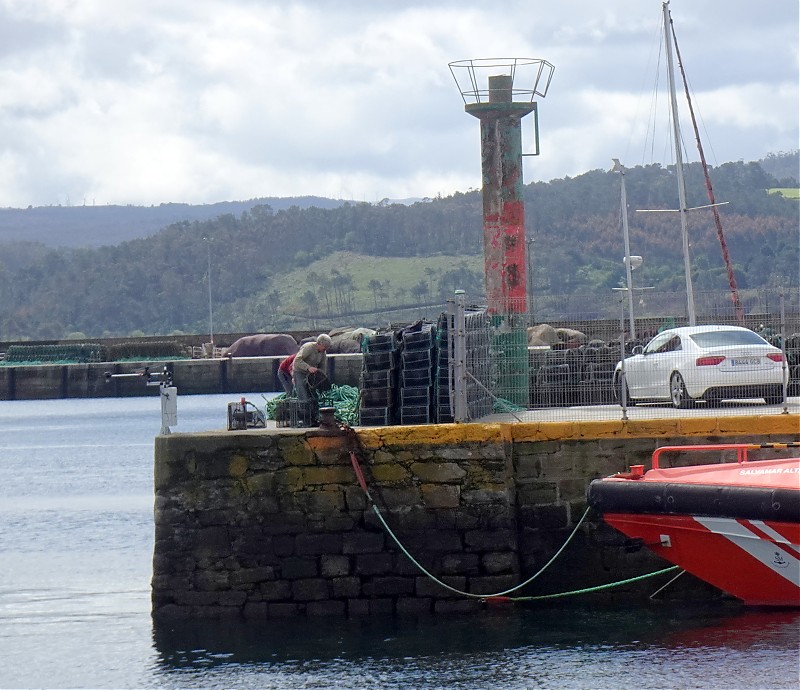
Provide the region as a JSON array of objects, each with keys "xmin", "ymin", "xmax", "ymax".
[
  {"xmin": 150, "ymin": 605, "xmax": 800, "ymax": 689},
  {"xmin": 152, "ymin": 603, "xmax": 757, "ymax": 668},
  {"xmin": 149, "ymin": 606, "xmax": 800, "ymax": 689},
  {"xmin": 661, "ymin": 609, "xmax": 800, "ymax": 649}
]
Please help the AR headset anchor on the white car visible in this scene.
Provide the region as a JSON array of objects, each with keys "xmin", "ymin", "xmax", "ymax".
[{"xmin": 613, "ymin": 325, "xmax": 787, "ymax": 408}]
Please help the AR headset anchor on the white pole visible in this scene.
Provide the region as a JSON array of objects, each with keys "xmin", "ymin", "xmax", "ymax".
[
  {"xmin": 526, "ymin": 237, "xmax": 535, "ymax": 325},
  {"xmin": 614, "ymin": 160, "xmax": 636, "ymax": 339},
  {"xmin": 663, "ymin": 1, "xmax": 696, "ymax": 325},
  {"xmin": 452, "ymin": 290, "xmax": 468, "ymax": 422},
  {"xmin": 205, "ymin": 237, "xmax": 214, "ymax": 351}
]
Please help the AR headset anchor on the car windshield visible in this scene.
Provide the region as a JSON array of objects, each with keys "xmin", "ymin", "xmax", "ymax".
[{"xmin": 689, "ymin": 330, "xmax": 767, "ymax": 348}]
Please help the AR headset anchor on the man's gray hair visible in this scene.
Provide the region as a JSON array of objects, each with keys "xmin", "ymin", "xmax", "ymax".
[{"xmin": 316, "ymin": 334, "xmax": 333, "ymax": 348}]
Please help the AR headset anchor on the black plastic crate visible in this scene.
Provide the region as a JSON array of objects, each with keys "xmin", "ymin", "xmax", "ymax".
[
  {"xmin": 435, "ymin": 392, "xmax": 451, "ymax": 406},
  {"xmin": 402, "ymin": 331, "xmax": 436, "ymax": 351},
  {"xmin": 403, "ymin": 326, "xmax": 434, "ymax": 342},
  {"xmin": 363, "ymin": 333, "xmax": 397, "ymax": 353},
  {"xmin": 402, "ymin": 360, "xmax": 433, "ymax": 373},
  {"xmin": 436, "ymin": 405, "xmax": 454, "ymax": 422},
  {"xmin": 401, "ymin": 368, "xmax": 433, "ymax": 387},
  {"xmin": 400, "ymin": 410, "xmax": 432, "ymax": 425},
  {"xmin": 363, "ymin": 350, "xmax": 397, "ymax": 371},
  {"xmin": 361, "ymin": 370, "xmax": 394, "ymax": 387},
  {"xmin": 360, "ymin": 387, "xmax": 393, "ymax": 407},
  {"xmin": 359, "ymin": 406, "xmax": 393, "ymax": 426},
  {"xmin": 400, "ymin": 386, "xmax": 431, "ymax": 406},
  {"xmin": 402, "ymin": 349, "xmax": 434, "ymax": 368},
  {"xmin": 275, "ymin": 399, "xmax": 318, "ymax": 428},
  {"xmin": 274, "ymin": 399, "xmax": 300, "ymax": 428}
]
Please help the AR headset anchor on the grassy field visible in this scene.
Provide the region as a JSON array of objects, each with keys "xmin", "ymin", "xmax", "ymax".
[
  {"xmin": 270, "ymin": 251, "xmax": 484, "ymax": 311},
  {"xmin": 768, "ymin": 188, "xmax": 800, "ymax": 199}
]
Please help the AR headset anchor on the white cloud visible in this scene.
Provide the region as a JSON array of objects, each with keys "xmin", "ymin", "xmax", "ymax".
[
  {"xmin": 0, "ymin": 0, "xmax": 796, "ymax": 207},
  {"xmin": 699, "ymin": 83, "xmax": 799, "ymax": 132}
]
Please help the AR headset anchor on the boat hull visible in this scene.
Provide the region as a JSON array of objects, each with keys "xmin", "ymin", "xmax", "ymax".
[
  {"xmin": 604, "ymin": 512, "xmax": 800, "ymax": 607},
  {"xmin": 588, "ymin": 449, "xmax": 800, "ymax": 607}
]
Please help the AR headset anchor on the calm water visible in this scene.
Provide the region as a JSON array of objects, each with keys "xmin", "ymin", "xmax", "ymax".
[{"xmin": 1, "ymin": 393, "xmax": 798, "ymax": 689}]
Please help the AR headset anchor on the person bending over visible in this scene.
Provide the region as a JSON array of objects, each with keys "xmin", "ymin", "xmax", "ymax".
[
  {"xmin": 292, "ymin": 334, "xmax": 332, "ymax": 403},
  {"xmin": 277, "ymin": 352, "xmax": 296, "ymax": 396}
]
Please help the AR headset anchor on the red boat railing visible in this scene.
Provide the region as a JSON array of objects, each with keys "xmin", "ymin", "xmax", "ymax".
[{"xmin": 651, "ymin": 442, "xmax": 799, "ymax": 470}]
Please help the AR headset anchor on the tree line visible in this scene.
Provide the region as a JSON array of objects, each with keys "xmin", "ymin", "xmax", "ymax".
[{"xmin": 0, "ymin": 155, "xmax": 797, "ymax": 341}]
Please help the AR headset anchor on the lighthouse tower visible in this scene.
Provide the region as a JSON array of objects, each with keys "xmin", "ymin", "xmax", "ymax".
[{"xmin": 449, "ymin": 58, "xmax": 554, "ymax": 406}]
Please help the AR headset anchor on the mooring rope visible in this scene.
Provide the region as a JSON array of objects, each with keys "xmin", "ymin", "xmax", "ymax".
[
  {"xmin": 490, "ymin": 566, "xmax": 681, "ymax": 602},
  {"xmin": 465, "ymin": 370, "xmax": 527, "ymax": 421},
  {"xmin": 348, "ymin": 446, "xmax": 681, "ymax": 602}
]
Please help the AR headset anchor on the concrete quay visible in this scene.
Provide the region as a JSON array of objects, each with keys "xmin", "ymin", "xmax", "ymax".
[
  {"xmin": 0, "ymin": 354, "xmax": 364, "ymax": 401},
  {"xmin": 152, "ymin": 414, "xmax": 800, "ymax": 619}
]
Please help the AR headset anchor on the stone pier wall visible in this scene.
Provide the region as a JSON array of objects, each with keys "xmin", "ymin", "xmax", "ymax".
[{"xmin": 152, "ymin": 415, "xmax": 798, "ymax": 619}]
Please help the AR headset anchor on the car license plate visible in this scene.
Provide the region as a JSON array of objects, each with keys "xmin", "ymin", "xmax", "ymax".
[{"xmin": 730, "ymin": 357, "xmax": 760, "ymax": 366}]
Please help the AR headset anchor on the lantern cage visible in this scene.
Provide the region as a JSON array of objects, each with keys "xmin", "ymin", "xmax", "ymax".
[{"xmin": 448, "ymin": 57, "xmax": 555, "ymax": 105}]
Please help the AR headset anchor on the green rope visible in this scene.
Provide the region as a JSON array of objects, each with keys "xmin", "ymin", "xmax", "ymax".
[
  {"xmin": 492, "ymin": 397, "xmax": 527, "ymax": 413},
  {"xmin": 264, "ymin": 394, "xmax": 285, "ymax": 420},
  {"xmin": 372, "ymin": 503, "xmax": 590, "ymax": 598},
  {"xmin": 349, "ymin": 432, "xmax": 685, "ymax": 604},
  {"xmin": 370, "ymin": 503, "xmax": 487, "ymax": 599},
  {"xmin": 370, "ymin": 497, "xmax": 679, "ymax": 602},
  {"xmin": 266, "ymin": 384, "xmax": 361, "ymax": 426},
  {"xmin": 318, "ymin": 384, "xmax": 361, "ymax": 426},
  {"xmin": 503, "ymin": 566, "xmax": 681, "ymax": 601}
]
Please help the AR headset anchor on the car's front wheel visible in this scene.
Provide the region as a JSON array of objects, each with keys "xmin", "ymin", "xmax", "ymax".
[
  {"xmin": 613, "ymin": 373, "xmax": 636, "ymax": 406},
  {"xmin": 670, "ymin": 372, "xmax": 694, "ymax": 409}
]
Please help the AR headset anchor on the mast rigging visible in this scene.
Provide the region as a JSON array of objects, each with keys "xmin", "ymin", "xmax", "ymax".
[{"xmin": 668, "ymin": 15, "xmax": 745, "ymax": 325}]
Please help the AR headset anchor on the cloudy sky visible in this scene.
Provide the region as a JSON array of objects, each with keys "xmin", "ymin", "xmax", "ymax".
[{"xmin": 0, "ymin": 0, "xmax": 797, "ymax": 208}]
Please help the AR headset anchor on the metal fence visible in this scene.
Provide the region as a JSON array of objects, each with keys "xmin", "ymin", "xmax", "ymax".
[
  {"xmin": 355, "ymin": 288, "xmax": 799, "ymax": 426},
  {"xmin": 442, "ymin": 288, "xmax": 800, "ymax": 423}
]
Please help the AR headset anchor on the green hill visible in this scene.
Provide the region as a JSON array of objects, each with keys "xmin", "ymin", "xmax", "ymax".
[{"xmin": 0, "ymin": 154, "xmax": 797, "ymax": 341}]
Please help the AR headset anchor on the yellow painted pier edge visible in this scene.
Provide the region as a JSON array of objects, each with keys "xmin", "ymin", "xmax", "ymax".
[{"xmin": 355, "ymin": 414, "xmax": 799, "ymax": 450}]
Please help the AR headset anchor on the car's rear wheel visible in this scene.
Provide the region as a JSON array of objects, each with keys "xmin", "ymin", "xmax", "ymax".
[
  {"xmin": 764, "ymin": 386, "xmax": 784, "ymax": 405},
  {"xmin": 670, "ymin": 372, "xmax": 694, "ymax": 409}
]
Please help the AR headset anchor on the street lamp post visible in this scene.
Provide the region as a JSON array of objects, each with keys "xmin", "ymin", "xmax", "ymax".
[
  {"xmin": 526, "ymin": 237, "xmax": 535, "ymax": 324},
  {"xmin": 204, "ymin": 236, "xmax": 214, "ymax": 355},
  {"xmin": 613, "ymin": 257, "xmax": 652, "ymax": 343},
  {"xmin": 612, "ymin": 159, "xmax": 637, "ymax": 339}
]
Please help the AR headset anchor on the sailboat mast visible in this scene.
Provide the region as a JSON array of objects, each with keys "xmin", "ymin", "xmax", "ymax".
[
  {"xmin": 670, "ymin": 19, "xmax": 745, "ymax": 325},
  {"xmin": 663, "ymin": 1, "xmax": 696, "ymax": 326},
  {"xmin": 618, "ymin": 163, "xmax": 637, "ymax": 339}
]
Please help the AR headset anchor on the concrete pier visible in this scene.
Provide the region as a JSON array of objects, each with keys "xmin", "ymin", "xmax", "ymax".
[{"xmin": 0, "ymin": 354, "xmax": 364, "ymax": 401}]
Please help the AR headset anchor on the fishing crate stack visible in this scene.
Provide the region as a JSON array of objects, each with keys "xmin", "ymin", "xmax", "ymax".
[
  {"xmin": 398, "ymin": 322, "xmax": 438, "ymax": 425},
  {"xmin": 434, "ymin": 311, "xmax": 454, "ymax": 423},
  {"xmin": 358, "ymin": 331, "xmax": 399, "ymax": 426}
]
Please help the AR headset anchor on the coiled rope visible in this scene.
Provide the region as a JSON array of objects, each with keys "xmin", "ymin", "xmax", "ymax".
[
  {"xmin": 318, "ymin": 384, "xmax": 361, "ymax": 426},
  {"xmin": 266, "ymin": 384, "xmax": 361, "ymax": 426},
  {"xmin": 349, "ymin": 445, "xmax": 680, "ymax": 602}
]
